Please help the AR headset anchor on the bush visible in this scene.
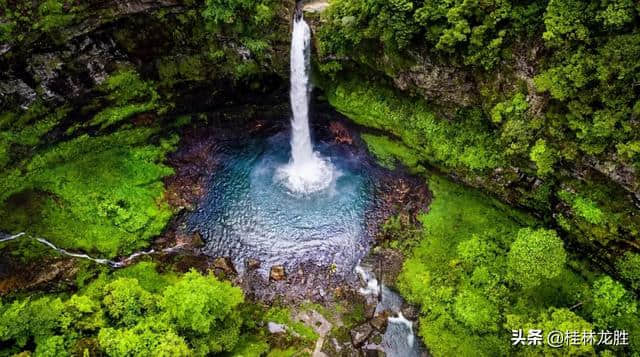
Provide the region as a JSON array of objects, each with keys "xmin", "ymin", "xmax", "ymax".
[{"xmin": 507, "ymin": 228, "xmax": 566, "ymax": 288}]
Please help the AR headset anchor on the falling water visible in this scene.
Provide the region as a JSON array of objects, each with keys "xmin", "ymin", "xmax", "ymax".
[
  {"xmin": 289, "ymin": 12, "xmax": 313, "ymax": 166},
  {"xmin": 356, "ymin": 265, "xmax": 426, "ymax": 357},
  {"xmin": 277, "ymin": 11, "xmax": 334, "ymax": 194}
]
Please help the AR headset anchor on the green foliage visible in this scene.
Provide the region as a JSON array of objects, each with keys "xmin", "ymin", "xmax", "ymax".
[
  {"xmin": 0, "ymin": 265, "xmax": 253, "ymax": 356},
  {"xmin": 0, "ymin": 296, "xmax": 65, "ymax": 349},
  {"xmin": 316, "ymin": 0, "xmax": 640, "ymax": 285},
  {"xmin": 529, "ymin": 139, "xmax": 556, "ymax": 176},
  {"xmin": 490, "ymin": 93, "xmax": 528, "ymax": 124},
  {"xmin": 507, "ymin": 307, "xmax": 594, "ymax": 356},
  {"xmin": 507, "ymin": 228, "xmax": 566, "ymax": 288},
  {"xmin": 102, "ymin": 278, "xmax": 157, "ymax": 327},
  {"xmin": 453, "ymin": 290, "xmax": 500, "ymax": 333},
  {"xmin": 35, "ymin": 0, "xmax": 76, "ymax": 32},
  {"xmin": 98, "ymin": 319, "xmax": 192, "ymax": 357},
  {"xmin": 35, "ymin": 335, "xmax": 70, "ymax": 357},
  {"xmin": 0, "ymin": 0, "xmax": 85, "ymax": 44},
  {"xmin": 591, "ymin": 276, "xmax": 637, "ymax": 329},
  {"xmin": 327, "ymin": 79, "xmax": 503, "ymax": 171},
  {"xmin": 617, "ymin": 252, "xmax": 640, "ymax": 291},
  {"xmin": 361, "ymin": 134, "xmax": 424, "ymax": 173},
  {"xmin": 558, "ymin": 190, "xmax": 607, "ymax": 227},
  {"xmin": 393, "ymin": 175, "xmax": 621, "ymax": 355},
  {"xmin": 264, "ymin": 307, "xmax": 318, "ymax": 342},
  {"xmin": 161, "ymin": 270, "xmax": 244, "ymax": 354},
  {"xmin": 318, "ymin": 0, "xmax": 544, "ymax": 70},
  {"xmin": 200, "ymin": 0, "xmax": 283, "ymax": 78},
  {"xmin": 542, "ymin": 0, "xmax": 592, "ymax": 46},
  {"xmin": 89, "ymin": 69, "xmax": 160, "ymax": 130},
  {"xmin": 0, "ymin": 68, "xmax": 182, "ymax": 257},
  {"xmin": 0, "ymin": 128, "xmax": 176, "ymax": 256}
]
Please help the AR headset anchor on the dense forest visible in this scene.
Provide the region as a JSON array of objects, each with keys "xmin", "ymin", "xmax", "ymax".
[{"xmin": 1, "ymin": 0, "xmax": 640, "ymax": 356}]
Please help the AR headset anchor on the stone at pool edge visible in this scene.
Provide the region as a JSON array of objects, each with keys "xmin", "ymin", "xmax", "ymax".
[
  {"xmin": 270, "ymin": 265, "xmax": 286, "ymax": 281},
  {"xmin": 213, "ymin": 257, "xmax": 236, "ymax": 275}
]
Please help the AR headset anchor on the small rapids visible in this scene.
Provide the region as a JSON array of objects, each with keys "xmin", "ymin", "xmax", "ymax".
[{"xmin": 356, "ymin": 265, "xmax": 426, "ymax": 357}]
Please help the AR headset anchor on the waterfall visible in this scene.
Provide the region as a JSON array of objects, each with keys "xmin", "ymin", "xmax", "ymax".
[
  {"xmin": 277, "ymin": 12, "xmax": 334, "ymax": 194},
  {"xmin": 289, "ymin": 13, "xmax": 314, "ymax": 167}
]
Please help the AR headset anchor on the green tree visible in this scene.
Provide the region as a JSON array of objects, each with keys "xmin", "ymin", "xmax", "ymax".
[
  {"xmin": 98, "ymin": 319, "xmax": 191, "ymax": 357},
  {"xmin": 0, "ymin": 297, "xmax": 64, "ymax": 348},
  {"xmin": 102, "ymin": 278, "xmax": 157, "ymax": 327},
  {"xmin": 160, "ymin": 270, "xmax": 244, "ymax": 354},
  {"xmin": 507, "ymin": 307, "xmax": 594, "ymax": 356},
  {"xmin": 507, "ymin": 228, "xmax": 566, "ymax": 288},
  {"xmin": 453, "ymin": 290, "xmax": 500, "ymax": 333},
  {"xmin": 530, "ymin": 139, "xmax": 557, "ymax": 176},
  {"xmin": 592, "ymin": 276, "xmax": 637, "ymax": 328},
  {"xmin": 617, "ymin": 252, "xmax": 640, "ymax": 290},
  {"xmin": 34, "ymin": 335, "xmax": 69, "ymax": 357}
]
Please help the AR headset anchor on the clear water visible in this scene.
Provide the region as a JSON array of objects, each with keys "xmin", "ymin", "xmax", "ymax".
[{"xmin": 185, "ymin": 132, "xmax": 376, "ymax": 277}]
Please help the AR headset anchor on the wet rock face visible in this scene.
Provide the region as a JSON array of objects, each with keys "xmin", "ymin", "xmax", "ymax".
[
  {"xmin": 1, "ymin": 35, "xmax": 124, "ymax": 110},
  {"xmin": 0, "ymin": 256, "xmax": 78, "ymax": 295},
  {"xmin": 164, "ymin": 126, "xmax": 221, "ymax": 211},
  {"xmin": 392, "ymin": 60, "xmax": 479, "ymax": 110},
  {"xmin": 0, "ymin": 0, "xmax": 292, "ymax": 114}
]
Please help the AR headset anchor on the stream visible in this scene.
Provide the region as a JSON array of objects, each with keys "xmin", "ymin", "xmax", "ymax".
[
  {"xmin": 0, "ymin": 232, "xmax": 182, "ymax": 268},
  {"xmin": 357, "ymin": 264, "xmax": 427, "ymax": 357}
]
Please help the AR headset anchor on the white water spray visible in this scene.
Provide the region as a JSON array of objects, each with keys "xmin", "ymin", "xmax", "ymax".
[
  {"xmin": 355, "ymin": 264, "xmax": 423, "ymax": 357},
  {"xmin": 277, "ymin": 12, "xmax": 334, "ymax": 194}
]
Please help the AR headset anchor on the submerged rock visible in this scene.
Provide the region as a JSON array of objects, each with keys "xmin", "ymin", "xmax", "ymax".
[
  {"xmin": 246, "ymin": 258, "xmax": 261, "ymax": 271},
  {"xmin": 270, "ymin": 265, "xmax": 287, "ymax": 281}
]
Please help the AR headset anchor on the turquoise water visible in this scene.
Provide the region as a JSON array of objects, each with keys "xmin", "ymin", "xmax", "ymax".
[{"xmin": 185, "ymin": 131, "xmax": 379, "ymax": 277}]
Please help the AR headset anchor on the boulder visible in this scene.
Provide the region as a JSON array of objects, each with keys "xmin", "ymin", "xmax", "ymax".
[
  {"xmin": 213, "ymin": 257, "xmax": 236, "ymax": 275},
  {"xmin": 370, "ymin": 311, "xmax": 389, "ymax": 332},
  {"xmin": 401, "ymin": 303, "xmax": 420, "ymax": 321},
  {"xmin": 270, "ymin": 265, "xmax": 286, "ymax": 281},
  {"xmin": 350, "ymin": 323, "xmax": 373, "ymax": 347},
  {"xmin": 364, "ymin": 299, "xmax": 377, "ymax": 320},
  {"xmin": 267, "ymin": 322, "xmax": 287, "ymax": 334},
  {"xmin": 362, "ymin": 347, "xmax": 386, "ymax": 357}
]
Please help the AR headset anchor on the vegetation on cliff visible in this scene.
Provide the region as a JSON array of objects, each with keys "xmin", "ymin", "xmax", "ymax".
[
  {"xmin": 2, "ymin": 0, "xmax": 640, "ymax": 356},
  {"xmin": 0, "ymin": 68, "xmax": 177, "ymax": 257},
  {"xmin": 316, "ymin": 0, "xmax": 640, "ymax": 292},
  {"xmin": 385, "ymin": 175, "xmax": 640, "ymax": 356}
]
